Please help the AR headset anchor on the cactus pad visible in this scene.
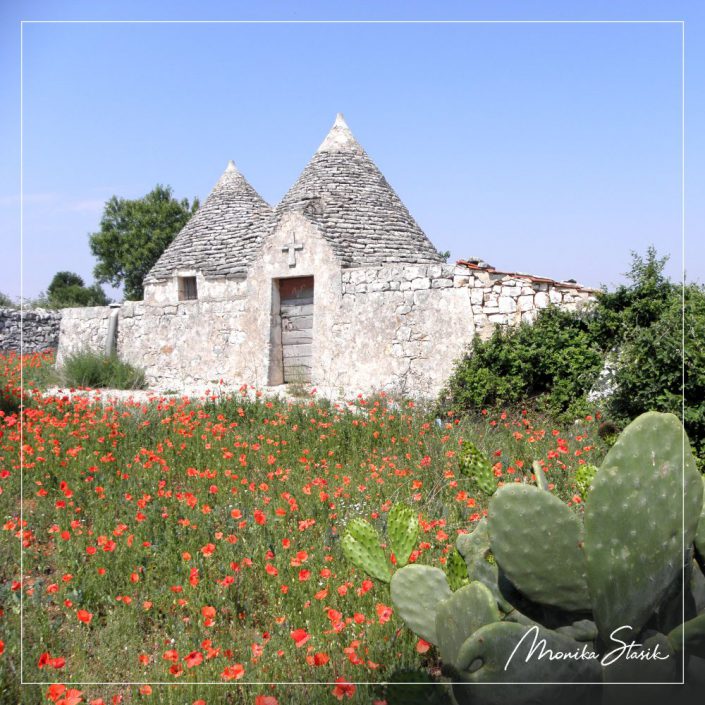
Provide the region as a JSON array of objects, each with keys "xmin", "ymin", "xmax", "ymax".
[
  {"xmin": 584, "ymin": 412, "xmax": 703, "ymax": 641},
  {"xmin": 669, "ymin": 613, "xmax": 705, "ymax": 659},
  {"xmin": 390, "ymin": 564, "xmax": 453, "ymax": 645},
  {"xmin": 341, "ymin": 517, "xmax": 391, "ymax": 583},
  {"xmin": 457, "ymin": 519, "xmax": 511, "ymax": 612},
  {"xmin": 435, "ymin": 581, "xmax": 500, "ymax": 667},
  {"xmin": 387, "ymin": 503, "xmax": 418, "ymax": 568},
  {"xmin": 532, "ymin": 460, "xmax": 549, "ymax": 492},
  {"xmin": 695, "ymin": 476, "xmax": 705, "ymax": 568},
  {"xmin": 488, "ymin": 484, "xmax": 591, "ymax": 611},
  {"xmin": 451, "ymin": 622, "xmax": 601, "ymax": 705},
  {"xmin": 459, "ymin": 440, "xmax": 496, "ymax": 495},
  {"xmin": 445, "ymin": 548, "xmax": 470, "ymax": 591}
]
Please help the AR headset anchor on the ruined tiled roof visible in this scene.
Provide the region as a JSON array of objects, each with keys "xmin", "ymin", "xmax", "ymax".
[
  {"xmin": 145, "ymin": 161, "xmax": 272, "ymax": 282},
  {"xmin": 456, "ymin": 259, "xmax": 598, "ymax": 292},
  {"xmin": 273, "ymin": 114, "xmax": 444, "ymax": 268}
]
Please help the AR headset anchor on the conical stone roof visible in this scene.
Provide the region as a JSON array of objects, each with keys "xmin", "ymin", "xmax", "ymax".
[
  {"xmin": 273, "ymin": 114, "xmax": 443, "ymax": 268},
  {"xmin": 145, "ymin": 161, "xmax": 272, "ymax": 282}
]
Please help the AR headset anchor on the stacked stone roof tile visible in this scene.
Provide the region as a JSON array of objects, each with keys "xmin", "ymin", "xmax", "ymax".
[
  {"xmin": 145, "ymin": 161, "xmax": 273, "ymax": 282},
  {"xmin": 146, "ymin": 115, "xmax": 443, "ymax": 283},
  {"xmin": 274, "ymin": 114, "xmax": 443, "ymax": 268}
]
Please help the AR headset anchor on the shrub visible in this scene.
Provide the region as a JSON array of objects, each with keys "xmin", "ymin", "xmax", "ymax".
[
  {"xmin": 61, "ymin": 350, "xmax": 146, "ymax": 390},
  {"xmin": 609, "ymin": 282, "xmax": 705, "ymax": 461},
  {"xmin": 441, "ymin": 305, "xmax": 603, "ymax": 417}
]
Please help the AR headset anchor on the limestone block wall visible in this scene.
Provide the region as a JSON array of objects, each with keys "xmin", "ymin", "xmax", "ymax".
[
  {"xmin": 0, "ymin": 308, "xmax": 62, "ymax": 353},
  {"xmin": 117, "ymin": 289, "xmax": 249, "ymax": 389},
  {"xmin": 56, "ymin": 306, "xmax": 114, "ymax": 364}
]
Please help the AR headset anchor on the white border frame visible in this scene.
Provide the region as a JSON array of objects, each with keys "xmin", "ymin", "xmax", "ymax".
[{"xmin": 18, "ymin": 18, "xmax": 686, "ymax": 690}]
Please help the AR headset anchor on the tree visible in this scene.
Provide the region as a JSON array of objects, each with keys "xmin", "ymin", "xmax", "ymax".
[
  {"xmin": 0, "ymin": 291, "xmax": 14, "ymax": 308},
  {"xmin": 46, "ymin": 271, "xmax": 109, "ymax": 308},
  {"xmin": 89, "ymin": 185, "xmax": 199, "ymax": 300}
]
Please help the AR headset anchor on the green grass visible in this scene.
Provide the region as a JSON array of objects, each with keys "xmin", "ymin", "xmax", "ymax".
[{"xmin": 60, "ymin": 349, "xmax": 147, "ymax": 390}]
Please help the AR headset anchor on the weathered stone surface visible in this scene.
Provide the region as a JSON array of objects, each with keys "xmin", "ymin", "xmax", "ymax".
[{"xmin": 0, "ymin": 308, "xmax": 61, "ymax": 353}]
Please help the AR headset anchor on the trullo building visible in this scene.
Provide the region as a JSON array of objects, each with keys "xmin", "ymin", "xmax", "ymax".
[{"xmin": 57, "ymin": 115, "xmax": 593, "ymax": 396}]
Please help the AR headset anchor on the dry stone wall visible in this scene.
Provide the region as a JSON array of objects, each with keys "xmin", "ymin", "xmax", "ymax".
[{"xmin": 0, "ymin": 308, "xmax": 62, "ymax": 353}]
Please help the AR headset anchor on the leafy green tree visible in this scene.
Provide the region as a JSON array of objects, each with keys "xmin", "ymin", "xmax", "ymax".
[
  {"xmin": 609, "ymin": 282, "xmax": 705, "ymax": 460},
  {"xmin": 0, "ymin": 291, "xmax": 15, "ymax": 308},
  {"xmin": 89, "ymin": 185, "xmax": 199, "ymax": 300},
  {"xmin": 46, "ymin": 271, "xmax": 109, "ymax": 308},
  {"xmin": 589, "ymin": 246, "xmax": 673, "ymax": 351}
]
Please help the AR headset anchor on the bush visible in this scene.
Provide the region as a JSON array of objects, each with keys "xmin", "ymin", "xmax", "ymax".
[
  {"xmin": 61, "ymin": 350, "xmax": 146, "ymax": 390},
  {"xmin": 441, "ymin": 305, "xmax": 603, "ymax": 416},
  {"xmin": 441, "ymin": 247, "xmax": 705, "ymax": 464},
  {"xmin": 609, "ymin": 282, "xmax": 705, "ymax": 460}
]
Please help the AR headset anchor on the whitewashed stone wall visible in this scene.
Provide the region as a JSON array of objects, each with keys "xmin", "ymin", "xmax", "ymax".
[
  {"xmin": 55, "ymin": 260, "xmax": 594, "ymax": 396},
  {"xmin": 0, "ymin": 308, "xmax": 62, "ymax": 353}
]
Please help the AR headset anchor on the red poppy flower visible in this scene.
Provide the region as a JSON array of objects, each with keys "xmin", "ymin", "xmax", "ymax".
[
  {"xmin": 221, "ymin": 663, "xmax": 245, "ymax": 680},
  {"xmin": 77, "ymin": 609, "xmax": 93, "ymax": 624},
  {"xmin": 375, "ymin": 603, "xmax": 393, "ymax": 624},
  {"xmin": 184, "ymin": 651, "xmax": 203, "ymax": 669},
  {"xmin": 290, "ymin": 628, "xmax": 311, "ymax": 648},
  {"xmin": 332, "ymin": 678, "xmax": 356, "ymax": 700}
]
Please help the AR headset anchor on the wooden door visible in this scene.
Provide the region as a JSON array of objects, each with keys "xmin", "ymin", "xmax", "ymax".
[{"xmin": 279, "ymin": 277, "xmax": 313, "ymax": 383}]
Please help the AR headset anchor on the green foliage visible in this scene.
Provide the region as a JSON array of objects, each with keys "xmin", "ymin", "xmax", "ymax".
[
  {"xmin": 89, "ymin": 185, "xmax": 199, "ymax": 300},
  {"xmin": 444, "ymin": 305, "xmax": 603, "ymax": 416},
  {"xmin": 0, "ymin": 291, "xmax": 15, "ymax": 307},
  {"xmin": 458, "ymin": 440, "xmax": 497, "ymax": 495},
  {"xmin": 443, "ymin": 247, "xmax": 705, "ymax": 464},
  {"xmin": 46, "ymin": 270, "xmax": 109, "ymax": 308},
  {"xmin": 61, "ymin": 350, "xmax": 146, "ymax": 390},
  {"xmin": 609, "ymin": 282, "xmax": 705, "ymax": 460},
  {"xmin": 574, "ymin": 463, "xmax": 598, "ymax": 499}
]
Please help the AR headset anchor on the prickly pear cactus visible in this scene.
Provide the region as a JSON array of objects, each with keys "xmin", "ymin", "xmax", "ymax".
[
  {"xmin": 695, "ymin": 476, "xmax": 705, "ymax": 569},
  {"xmin": 341, "ymin": 518, "xmax": 391, "ymax": 583},
  {"xmin": 574, "ymin": 464, "xmax": 598, "ymax": 499},
  {"xmin": 435, "ymin": 581, "xmax": 500, "ymax": 667},
  {"xmin": 444, "ymin": 548, "xmax": 470, "ymax": 591},
  {"xmin": 387, "ymin": 503, "xmax": 418, "ymax": 568},
  {"xmin": 669, "ymin": 612, "xmax": 705, "ymax": 659},
  {"xmin": 451, "ymin": 622, "xmax": 601, "ymax": 705},
  {"xmin": 584, "ymin": 412, "xmax": 703, "ymax": 642},
  {"xmin": 459, "ymin": 440, "xmax": 496, "ymax": 495},
  {"xmin": 532, "ymin": 460, "xmax": 549, "ymax": 492},
  {"xmin": 390, "ymin": 564, "xmax": 453, "ymax": 645},
  {"xmin": 457, "ymin": 519, "xmax": 511, "ymax": 613},
  {"xmin": 488, "ymin": 483, "xmax": 591, "ymax": 612}
]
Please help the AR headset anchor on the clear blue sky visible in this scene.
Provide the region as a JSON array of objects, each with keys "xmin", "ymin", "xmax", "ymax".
[{"xmin": 1, "ymin": 0, "xmax": 703, "ymax": 301}]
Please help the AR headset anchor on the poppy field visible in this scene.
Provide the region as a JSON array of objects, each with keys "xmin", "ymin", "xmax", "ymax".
[{"xmin": 0, "ymin": 352, "xmax": 612, "ymax": 705}]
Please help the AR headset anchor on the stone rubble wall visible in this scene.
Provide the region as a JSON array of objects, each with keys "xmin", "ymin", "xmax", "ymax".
[{"xmin": 0, "ymin": 308, "xmax": 62, "ymax": 353}]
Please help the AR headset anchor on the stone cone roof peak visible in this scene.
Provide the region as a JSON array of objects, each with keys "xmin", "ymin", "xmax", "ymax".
[
  {"xmin": 316, "ymin": 113, "xmax": 363, "ymax": 154},
  {"xmin": 145, "ymin": 161, "xmax": 272, "ymax": 283},
  {"xmin": 275, "ymin": 115, "xmax": 443, "ymax": 268}
]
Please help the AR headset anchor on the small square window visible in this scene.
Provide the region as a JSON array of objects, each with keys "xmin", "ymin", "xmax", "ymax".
[{"xmin": 178, "ymin": 276, "xmax": 198, "ymax": 301}]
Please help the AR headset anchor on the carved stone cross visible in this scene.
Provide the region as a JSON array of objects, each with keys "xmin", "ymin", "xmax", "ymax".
[{"xmin": 282, "ymin": 234, "xmax": 304, "ymax": 268}]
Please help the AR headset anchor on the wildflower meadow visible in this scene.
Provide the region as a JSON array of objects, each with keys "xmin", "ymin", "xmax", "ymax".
[{"xmin": 0, "ymin": 352, "xmax": 613, "ymax": 704}]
